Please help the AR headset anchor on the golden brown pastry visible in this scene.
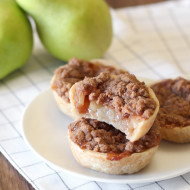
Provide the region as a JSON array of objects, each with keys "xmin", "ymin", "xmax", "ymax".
[
  {"xmin": 69, "ymin": 72, "xmax": 159, "ymax": 142},
  {"xmin": 151, "ymin": 77, "xmax": 190, "ymax": 143},
  {"xmin": 68, "ymin": 118, "xmax": 161, "ymax": 174}
]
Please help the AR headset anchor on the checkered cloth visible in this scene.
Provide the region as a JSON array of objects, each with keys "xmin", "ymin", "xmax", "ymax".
[{"xmin": 0, "ymin": 0, "xmax": 190, "ymax": 189}]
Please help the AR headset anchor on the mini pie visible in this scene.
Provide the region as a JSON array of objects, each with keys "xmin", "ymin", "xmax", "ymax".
[
  {"xmin": 68, "ymin": 118, "xmax": 161, "ymax": 175},
  {"xmin": 51, "ymin": 58, "xmax": 125, "ymax": 118},
  {"xmin": 151, "ymin": 77, "xmax": 190, "ymax": 143},
  {"xmin": 69, "ymin": 72, "xmax": 159, "ymax": 142}
]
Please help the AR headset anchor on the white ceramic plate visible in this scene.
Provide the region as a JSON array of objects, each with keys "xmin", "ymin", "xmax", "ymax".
[{"xmin": 22, "ymin": 89, "xmax": 190, "ymax": 184}]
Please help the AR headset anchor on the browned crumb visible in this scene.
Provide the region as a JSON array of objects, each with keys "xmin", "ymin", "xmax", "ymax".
[
  {"xmin": 151, "ymin": 77, "xmax": 190, "ymax": 128},
  {"xmin": 52, "ymin": 58, "xmax": 125, "ymax": 103},
  {"xmin": 69, "ymin": 118, "xmax": 161, "ymax": 154}
]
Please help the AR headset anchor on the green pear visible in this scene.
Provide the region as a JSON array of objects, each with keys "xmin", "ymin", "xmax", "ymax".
[
  {"xmin": 0, "ymin": 0, "xmax": 33, "ymax": 79},
  {"xmin": 16, "ymin": 0, "xmax": 112, "ymax": 61}
]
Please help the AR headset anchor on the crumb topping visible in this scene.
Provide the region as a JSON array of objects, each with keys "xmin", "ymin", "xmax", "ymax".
[
  {"xmin": 52, "ymin": 58, "xmax": 125, "ymax": 102},
  {"xmin": 69, "ymin": 118, "xmax": 160, "ymax": 154},
  {"xmin": 151, "ymin": 77, "xmax": 190, "ymax": 128}
]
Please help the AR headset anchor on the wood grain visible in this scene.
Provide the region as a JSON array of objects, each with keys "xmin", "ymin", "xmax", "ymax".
[
  {"xmin": 0, "ymin": 153, "xmax": 34, "ymax": 190},
  {"xmin": 105, "ymin": 0, "xmax": 167, "ymax": 8}
]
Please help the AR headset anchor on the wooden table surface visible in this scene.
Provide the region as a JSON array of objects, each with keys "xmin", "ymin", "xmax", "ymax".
[
  {"xmin": 0, "ymin": 153, "xmax": 34, "ymax": 190},
  {"xmin": 0, "ymin": 1, "xmax": 168, "ymax": 190}
]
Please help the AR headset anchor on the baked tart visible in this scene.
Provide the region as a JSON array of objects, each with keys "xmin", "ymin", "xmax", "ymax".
[
  {"xmin": 68, "ymin": 118, "xmax": 161, "ymax": 174},
  {"xmin": 151, "ymin": 77, "xmax": 190, "ymax": 143}
]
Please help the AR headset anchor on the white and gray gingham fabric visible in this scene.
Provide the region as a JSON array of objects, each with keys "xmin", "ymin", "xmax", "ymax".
[{"xmin": 0, "ymin": 0, "xmax": 190, "ymax": 189}]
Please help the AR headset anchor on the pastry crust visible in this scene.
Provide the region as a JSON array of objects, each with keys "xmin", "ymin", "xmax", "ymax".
[
  {"xmin": 159, "ymin": 125, "xmax": 190, "ymax": 143},
  {"xmin": 51, "ymin": 59, "xmax": 125, "ymax": 118},
  {"xmin": 69, "ymin": 75, "xmax": 159, "ymax": 142},
  {"xmin": 51, "ymin": 86, "xmax": 74, "ymax": 118},
  {"xmin": 68, "ymin": 132, "xmax": 158, "ymax": 175}
]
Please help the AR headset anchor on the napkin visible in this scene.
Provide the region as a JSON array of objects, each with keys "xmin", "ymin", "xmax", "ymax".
[{"xmin": 0, "ymin": 0, "xmax": 190, "ymax": 189}]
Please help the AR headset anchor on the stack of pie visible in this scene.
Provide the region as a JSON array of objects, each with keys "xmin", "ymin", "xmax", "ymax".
[{"xmin": 51, "ymin": 58, "xmax": 162, "ymax": 174}]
